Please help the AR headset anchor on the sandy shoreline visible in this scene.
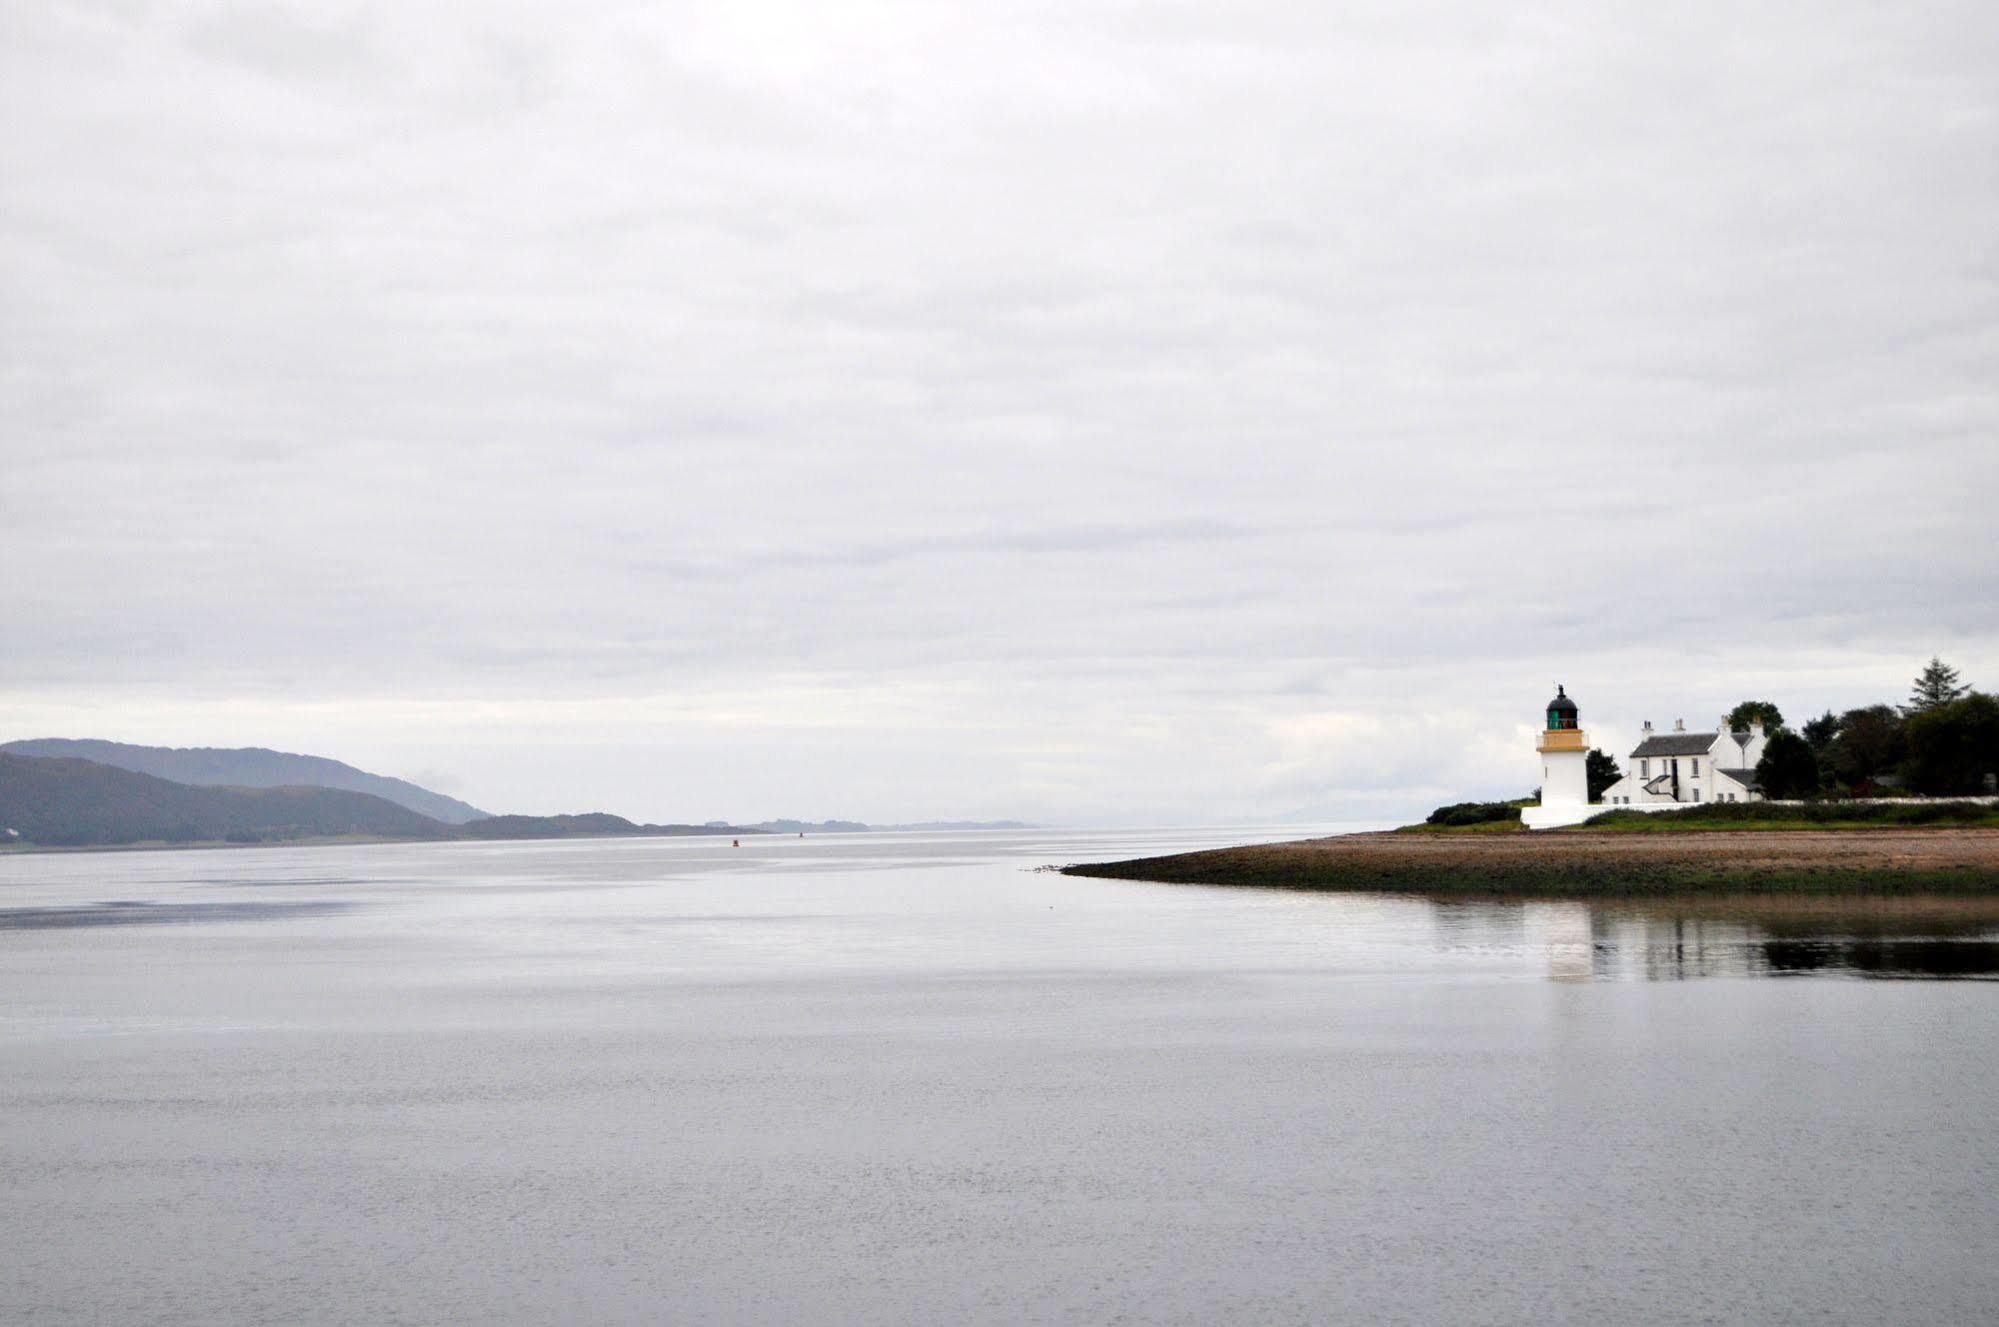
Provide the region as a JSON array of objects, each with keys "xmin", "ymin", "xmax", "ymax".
[{"xmin": 1062, "ymin": 828, "xmax": 1999, "ymax": 895}]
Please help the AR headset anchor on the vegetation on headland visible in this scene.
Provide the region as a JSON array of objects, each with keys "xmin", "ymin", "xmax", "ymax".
[
  {"xmin": 1760, "ymin": 658, "xmax": 1997, "ymax": 799},
  {"xmin": 1404, "ymin": 799, "xmax": 1999, "ymax": 835},
  {"xmin": 1582, "ymin": 800, "xmax": 1999, "ymax": 831},
  {"xmin": 1414, "ymin": 799, "xmax": 1527, "ymax": 829}
]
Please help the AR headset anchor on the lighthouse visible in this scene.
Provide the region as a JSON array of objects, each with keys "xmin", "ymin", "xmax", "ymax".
[{"xmin": 1522, "ymin": 685, "xmax": 1593, "ymax": 829}]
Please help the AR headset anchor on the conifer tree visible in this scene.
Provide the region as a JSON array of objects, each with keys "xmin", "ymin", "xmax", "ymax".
[
  {"xmin": 1801, "ymin": 710, "xmax": 1840, "ymax": 754},
  {"xmin": 1907, "ymin": 656, "xmax": 1969, "ymax": 713}
]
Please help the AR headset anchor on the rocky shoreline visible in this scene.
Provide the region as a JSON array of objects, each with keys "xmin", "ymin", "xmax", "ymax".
[{"xmin": 1062, "ymin": 828, "xmax": 1999, "ymax": 896}]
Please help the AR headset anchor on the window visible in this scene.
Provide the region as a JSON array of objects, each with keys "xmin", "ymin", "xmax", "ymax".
[
  {"xmin": 1692, "ymin": 788, "xmax": 1701, "ymax": 802},
  {"xmin": 1640, "ymin": 759, "xmax": 1649, "ymax": 778},
  {"xmin": 1691, "ymin": 758, "xmax": 1700, "ymax": 777}
]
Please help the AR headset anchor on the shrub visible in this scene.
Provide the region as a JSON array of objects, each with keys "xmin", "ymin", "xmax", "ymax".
[
  {"xmin": 1827, "ymin": 705, "xmax": 1908, "ymax": 787},
  {"xmin": 1425, "ymin": 801, "xmax": 1524, "ymax": 827},
  {"xmin": 1585, "ymin": 800, "xmax": 1998, "ymax": 828},
  {"xmin": 1755, "ymin": 730, "xmax": 1822, "ymax": 800}
]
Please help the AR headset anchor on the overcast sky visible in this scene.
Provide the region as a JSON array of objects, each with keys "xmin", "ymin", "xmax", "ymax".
[{"xmin": 3, "ymin": 1, "xmax": 1995, "ymax": 825}]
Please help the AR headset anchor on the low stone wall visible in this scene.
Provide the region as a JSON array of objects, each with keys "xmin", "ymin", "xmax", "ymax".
[
  {"xmin": 1527, "ymin": 800, "xmax": 1690, "ymax": 829},
  {"xmin": 1529, "ymin": 795, "xmax": 1999, "ymax": 830}
]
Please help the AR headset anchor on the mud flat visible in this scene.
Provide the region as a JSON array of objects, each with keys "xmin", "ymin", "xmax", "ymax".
[{"xmin": 1061, "ymin": 828, "xmax": 1999, "ymax": 896}]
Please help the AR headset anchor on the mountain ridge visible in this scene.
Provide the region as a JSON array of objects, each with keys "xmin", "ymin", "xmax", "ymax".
[
  {"xmin": 0, "ymin": 753, "xmax": 764, "ymax": 849},
  {"xmin": 0, "ymin": 738, "xmax": 489, "ymax": 824},
  {"xmin": 0, "ymin": 752, "xmax": 451, "ymax": 846}
]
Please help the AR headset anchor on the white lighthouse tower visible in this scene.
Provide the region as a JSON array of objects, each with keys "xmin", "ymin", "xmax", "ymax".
[{"xmin": 1522, "ymin": 685, "xmax": 1593, "ymax": 829}]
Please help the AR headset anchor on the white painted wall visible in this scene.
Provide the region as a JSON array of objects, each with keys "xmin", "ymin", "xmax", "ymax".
[
  {"xmin": 1522, "ymin": 802, "xmax": 1594, "ymax": 829},
  {"xmin": 1541, "ymin": 747, "xmax": 1589, "ymax": 807},
  {"xmin": 1600, "ymin": 721, "xmax": 1769, "ymax": 807}
]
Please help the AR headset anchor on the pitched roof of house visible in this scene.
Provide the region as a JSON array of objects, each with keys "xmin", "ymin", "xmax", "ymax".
[
  {"xmin": 1631, "ymin": 732, "xmax": 1722, "ymax": 757},
  {"xmin": 1714, "ymin": 767, "xmax": 1760, "ymax": 789},
  {"xmin": 1642, "ymin": 773, "xmax": 1676, "ymax": 794}
]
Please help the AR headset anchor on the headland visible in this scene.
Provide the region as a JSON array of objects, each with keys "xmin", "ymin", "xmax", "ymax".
[{"xmin": 1062, "ymin": 819, "xmax": 1999, "ymax": 896}]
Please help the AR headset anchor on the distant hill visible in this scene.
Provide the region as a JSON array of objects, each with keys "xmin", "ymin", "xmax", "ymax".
[
  {"xmin": 880, "ymin": 820, "xmax": 1034, "ymax": 832},
  {"xmin": 0, "ymin": 753, "xmax": 451, "ymax": 847},
  {"xmin": 753, "ymin": 819, "xmax": 871, "ymax": 834},
  {"xmin": 457, "ymin": 813, "xmax": 761, "ymax": 840},
  {"xmin": 0, "ymin": 738, "xmax": 489, "ymax": 824},
  {"xmin": 752, "ymin": 819, "xmax": 1034, "ymax": 833}
]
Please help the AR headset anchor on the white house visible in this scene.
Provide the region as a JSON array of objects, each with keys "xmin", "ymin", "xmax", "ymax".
[
  {"xmin": 1597, "ymin": 716, "xmax": 1768, "ymax": 807},
  {"xmin": 1523, "ymin": 689, "xmax": 1770, "ymax": 830}
]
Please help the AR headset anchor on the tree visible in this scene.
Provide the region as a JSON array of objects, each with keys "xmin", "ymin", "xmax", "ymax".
[
  {"xmin": 1801, "ymin": 710, "xmax": 1840, "ymax": 755},
  {"xmin": 1907, "ymin": 656, "xmax": 1969, "ymax": 714},
  {"xmin": 1904, "ymin": 693, "xmax": 1999, "ymax": 796},
  {"xmin": 1755, "ymin": 730, "xmax": 1821, "ymax": 800},
  {"xmin": 1827, "ymin": 705, "xmax": 1908, "ymax": 787},
  {"xmin": 1725, "ymin": 700, "xmax": 1784, "ymax": 732},
  {"xmin": 1587, "ymin": 748, "xmax": 1622, "ymax": 802}
]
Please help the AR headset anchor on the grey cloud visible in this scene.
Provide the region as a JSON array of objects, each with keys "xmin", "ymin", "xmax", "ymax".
[{"xmin": 1, "ymin": 0, "xmax": 1994, "ymax": 822}]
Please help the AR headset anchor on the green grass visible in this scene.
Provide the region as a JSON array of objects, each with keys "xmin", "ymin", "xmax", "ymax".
[{"xmin": 1579, "ymin": 801, "xmax": 1999, "ymax": 831}]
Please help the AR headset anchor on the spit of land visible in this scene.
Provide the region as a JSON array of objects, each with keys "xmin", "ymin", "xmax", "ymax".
[{"xmin": 1062, "ymin": 827, "xmax": 1999, "ymax": 896}]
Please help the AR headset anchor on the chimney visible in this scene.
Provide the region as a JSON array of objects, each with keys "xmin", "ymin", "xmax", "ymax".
[
  {"xmin": 1750, "ymin": 717, "xmax": 1765, "ymax": 735},
  {"xmin": 1674, "ymin": 718, "xmax": 1685, "ymax": 732},
  {"xmin": 1642, "ymin": 720, "xmax": 1653, "ymax": 734}
]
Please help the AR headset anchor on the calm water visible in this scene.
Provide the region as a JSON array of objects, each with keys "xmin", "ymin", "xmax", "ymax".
[{"xmin": 4, "ymin": 826, "xmax": 1998, "ymax": 1325}]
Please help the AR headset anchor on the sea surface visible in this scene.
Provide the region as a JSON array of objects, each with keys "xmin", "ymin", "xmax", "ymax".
[{"xmin": 4, "ymin": 825, "xmax": 1998, "ymax": 1325}]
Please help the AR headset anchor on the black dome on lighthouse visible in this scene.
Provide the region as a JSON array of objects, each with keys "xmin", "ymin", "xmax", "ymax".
[{"xmin": 1545, "ymin": 686, "xmax": 1580, "ymax": 731}]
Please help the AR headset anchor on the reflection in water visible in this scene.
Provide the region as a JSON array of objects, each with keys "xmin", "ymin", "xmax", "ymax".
[
  {"xmin": 1539, "ymin": 902, "xmax": 1594, "ymax": 982},
  {"xmin": 1759, "ymin": 937, "xmax": 1999, "ymax": 978},
  {"xmin": 1436, "ymin": 896, "xmax": 1999, "ymax": 982}
]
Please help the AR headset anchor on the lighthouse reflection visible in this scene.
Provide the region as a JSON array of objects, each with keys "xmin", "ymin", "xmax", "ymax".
[{"xmin": 1427, "ymin": 896, "xmax": 1999, "ymax": 981}]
